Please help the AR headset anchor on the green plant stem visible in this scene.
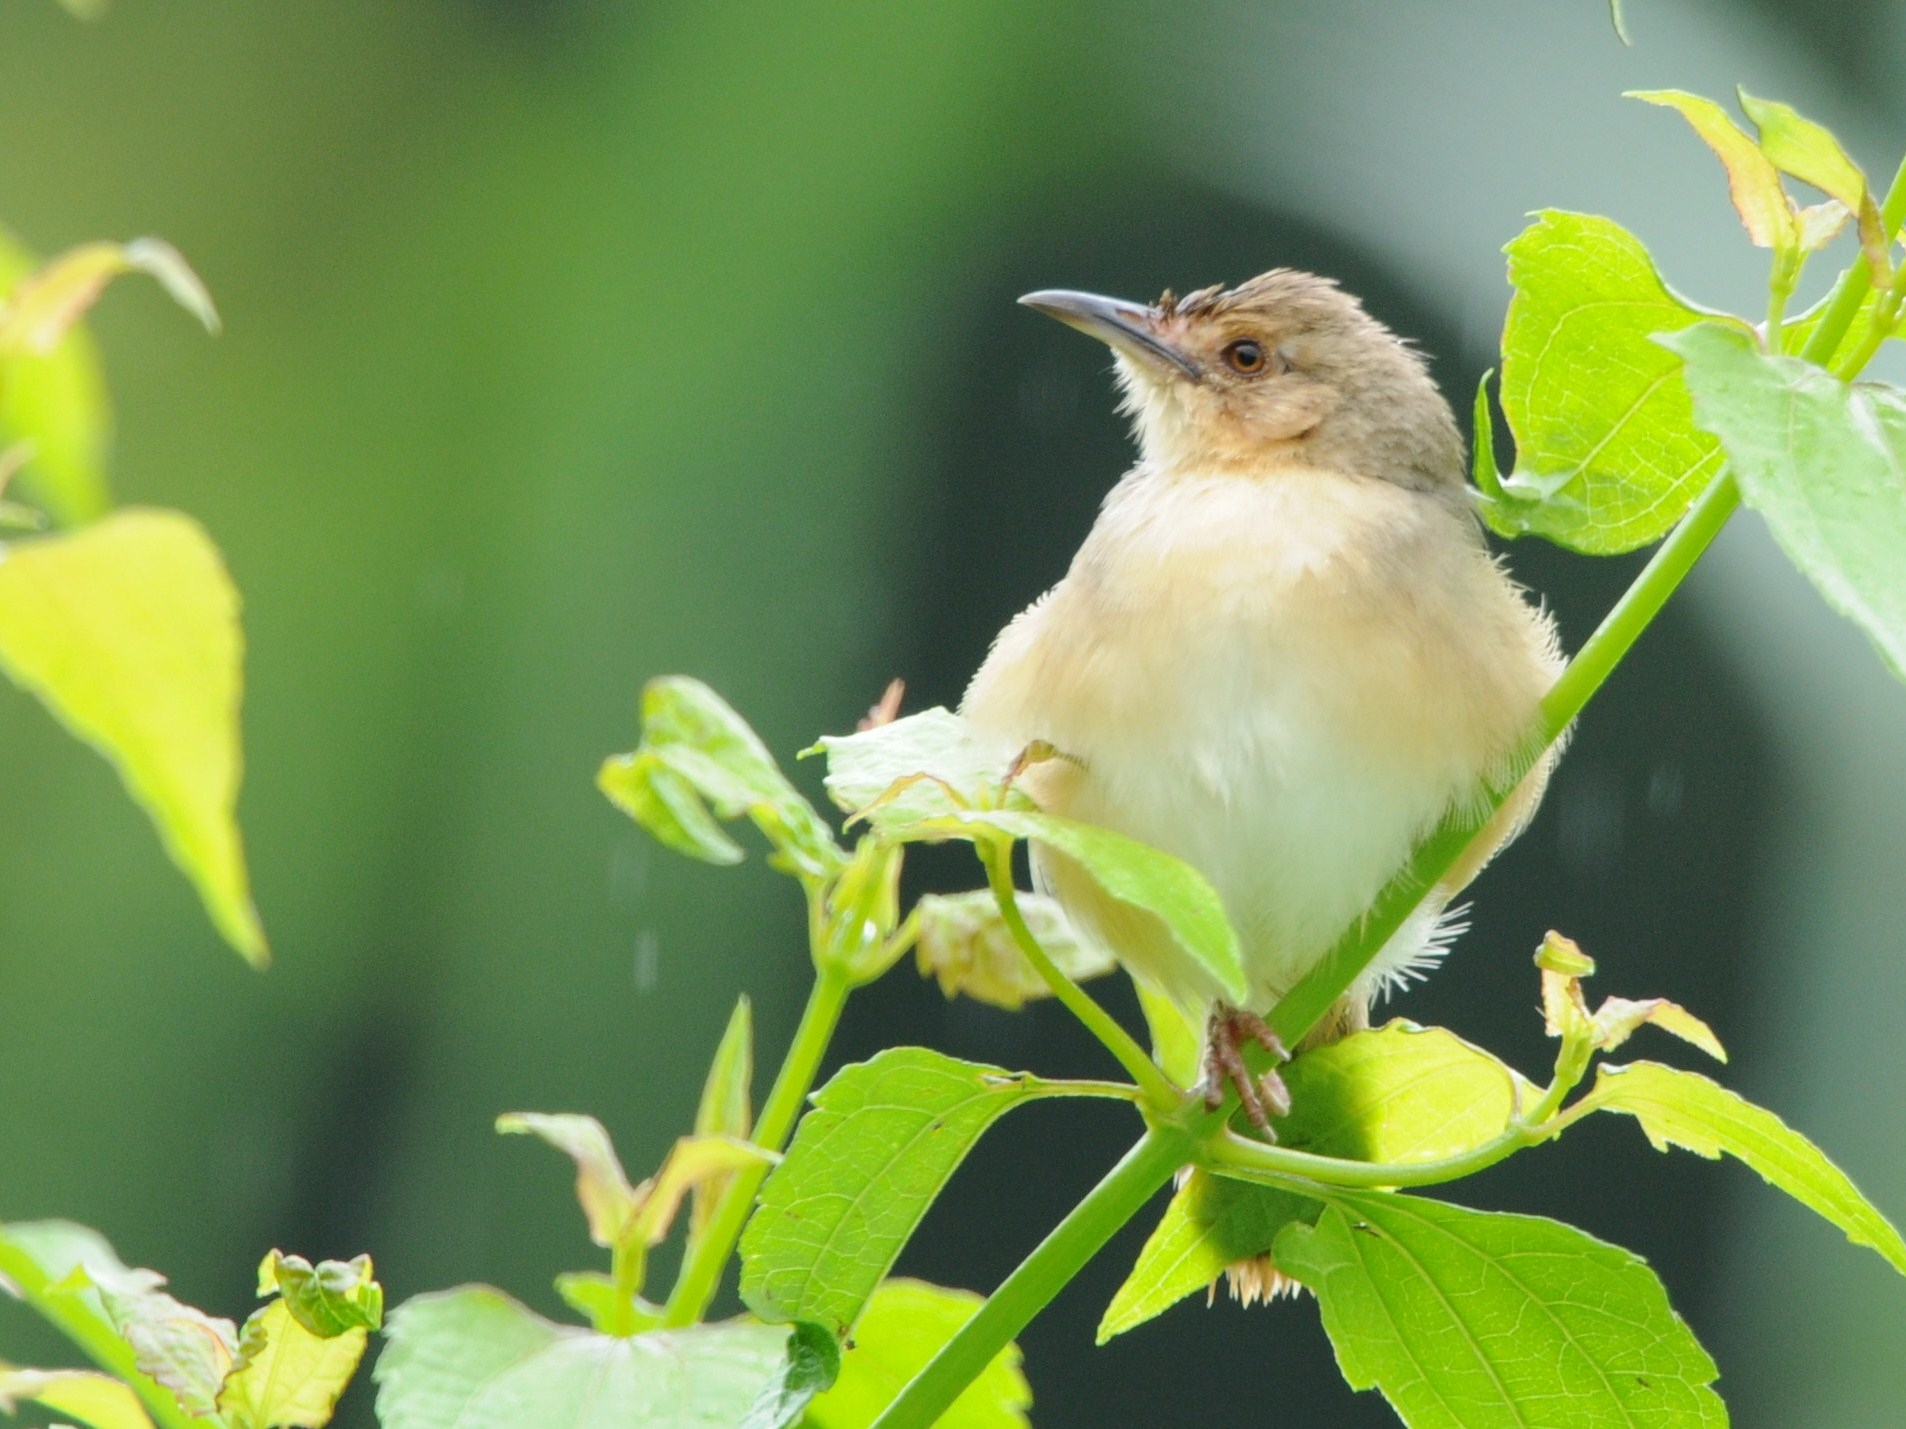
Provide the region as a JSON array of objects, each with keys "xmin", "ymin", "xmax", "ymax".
[
  {"xmin": 1264, "ymin": 467, "xmax": 1741, "ymax": 1049},
  {"xmin": 980, "ymin": 843, "xmax": 1180, "ymax": 1109},
  {"xmin": 0, "ymin": 1240, "xmax": 197, "ymax": 1429},
  {"xmin": 1206, "ymin": 1119, "xmax": 1551, "ymax": 1191},
  {"xmin": 868, "ymin": 1124, "xmax": 1195, "ymax": 1429},
  {"xmin": 1802, "ymin": 152, "xmax": 1906, "ymax": 367},
  {"xmin": 662, "ymin": 962, "xmax": 851, "ymax": 1327}
]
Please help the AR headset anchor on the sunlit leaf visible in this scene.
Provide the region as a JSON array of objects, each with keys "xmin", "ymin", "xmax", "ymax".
[
  {"xmin": 1099, "ymin": 1172, "xmax": 1315, "ymax": 1342},
  {"xmin": 1628, "ymin": 90, "xmax": 1796, "ymax": 250},
  {"xmin": 216, "ymin": 1300, "xmax": 366, "ymax": 1429},
  {"xmin": 1277, "ymin": 1191, "xmax": 1725, "ymax": 1427},
  {"xmin": 0, "ymin": 508, "xmax": 266, "ymax": 961},
  {"xmin": 0, "ymin": 239, "xmax": 217, "ymax": 358},
  {"xmin": 911, "ymin": 888, "xmax": 1115, "ymax": 1010},
  {"xmin": 1573, "ymin": 1061, "xmax": 1906, "ymax": 1277},
  {"xmin": 633, "ymin": 1136, "xmax": 773, "ymax": 1248},
  {"xmin": 0, "ymin": 1365, "xmax": 153, "ymax": 1429},
  {"xmin": 1738, "ymin": 89, "xmax": 1889, "ymax": 276},
  {"xmin": 375, "ymin": 1287, "xmax": 790, "ymax": 1429},
  {"xmin": 1590, "ymin": 997, "xmax": 1726, "ymax": 1061},
  {"xmin": 1486, "ymin": 212, "xmax": 1746, "ymax": 553},
  {"xmin": 599, "ymin": 676, "xmax": 842, "ymax": 881},
  {"xmin": 0, "ymin": 1222, "xmax": 203, "ymax": 1419},
  {"xmin": 1666, "ymin": 321, "xmax": 1906, "ymax": 682},
  {"xmin": 804, "ymin": 1280, "xmax": 1030, "ymax": 1429},
  {"xmin": 1273, "ymin": 1021, "xmax": 1532, "ymax": 1164},
  {"xmin": 902, "ymin": 808, "xmax": 1248, "ymax": 1005},
  {"xmin": 691, "ymin": 996, "xmax": 755, "ymax": 1243},
  {"xmin": 0, "ymin": 228, "xmax": 111, "ymax": 524},
  {"xmin": 809, "ymin": 706, "xmax": 1003, "ymax": 827},
  {"xmin": 740, "ymin": 1050, "xmax": 1064, "ymax": 1336},
  {"xmin": 496, "ymin": 1113, "xmax": 640, "ymax": 1248}
]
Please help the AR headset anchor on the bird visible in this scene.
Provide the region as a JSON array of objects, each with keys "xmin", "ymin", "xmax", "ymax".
[{"xmin": 959, "ymin": 272, "xmax": 1564, "ymax": 1129}]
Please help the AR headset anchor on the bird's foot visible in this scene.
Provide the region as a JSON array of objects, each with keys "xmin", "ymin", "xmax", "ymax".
[{"xmin": 1203, "ymin": 1005, "xmax": 1291, "ymax": 1137}]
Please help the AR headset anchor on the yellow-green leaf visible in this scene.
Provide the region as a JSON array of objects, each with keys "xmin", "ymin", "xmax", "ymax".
[
  {"xmin": 691, "ymin": 996, "xmax": 756, "ymax": 1243},
  {"xmin": 215, "ymin": 1301, "xmax": 367, "ymax": 1429},
  {"xmin": 1629, "ymin": 90, "xmax": 1797, "ymax": 249},
  {"xmin": 0, "ymin": 508, "xmax": 266, "ymax": 962},
  {"xmin": 0, "ymin": 1364, "xmax": 154, "ymax": 1429},
  {"xmin": 1738, "ymin": 90, "xmax": 1890, "ymax": 278},
  {"xmin": 0, "ymin": 227, "xmax": 111, "ymax": 524},
  {"xmin": 496, "ymin": 1113, "xmax": 640, "ymax": 1249},
  {"xmin": 1574, "ymin": 1061, "xmax": 1906, "ymax": 1277},
  {"xmin": 1098, "ymin": 1171, "xmax": 1314, "ymax": 1342}
]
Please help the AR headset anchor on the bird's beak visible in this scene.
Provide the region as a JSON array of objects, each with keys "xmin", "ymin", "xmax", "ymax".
[{"xmin": 1018, "ymin": 289, "xmax": 1202, "ymax": 380}]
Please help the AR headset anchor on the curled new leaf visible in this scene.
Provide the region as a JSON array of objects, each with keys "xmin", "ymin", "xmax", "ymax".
[
  {"xmin": 1738, "ymin": 89, "xmax": 1890, "ymax": 277},
  {"xmin": 218, "ymin": 1256, "xmax": 385, "ymax": 1429},
  {"xmin": 912, "ymin": 888, "xmax": 1115, "ymax": 1010},
  {"xmin": 497, "ymin": 1113, "xmax": 641, "ymax": 1249},
  {"xmin": 809, "ymin": 706, "xmax": 1004, "ymax": 827},
  {"xmin": 0, "ymin": 228, "xmax": 111, "ymax": 523},
  {"xmin": 259, "ymin": 1251, "xmax": 383, "ymax": 1339},
  {"xmin": 0, "ymin": 238, "xmax": 217, "ymax": 357}
]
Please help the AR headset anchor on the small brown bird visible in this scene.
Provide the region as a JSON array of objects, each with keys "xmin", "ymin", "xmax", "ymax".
[{"xmin": 960, "ymin": 273, "xmax": 1563, "ymax": 1123}]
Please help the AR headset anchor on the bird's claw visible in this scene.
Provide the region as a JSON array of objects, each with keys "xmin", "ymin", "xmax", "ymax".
[{"xmin": 1203, "ymin": 1005, "xmax": 1291, "ymax": 1136}]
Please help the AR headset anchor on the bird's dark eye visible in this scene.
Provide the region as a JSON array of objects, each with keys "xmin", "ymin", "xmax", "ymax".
[{"xmin": 1223, "ymin": 339, "xmax": 1270, "ymax": 375}]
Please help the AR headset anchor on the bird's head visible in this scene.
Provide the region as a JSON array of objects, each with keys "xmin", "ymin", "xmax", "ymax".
[{"xmin": 1019, "ymin": 270, "xmax": 1464, "ymax": 496}]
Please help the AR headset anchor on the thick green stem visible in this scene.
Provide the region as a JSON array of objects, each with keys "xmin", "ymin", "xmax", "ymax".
[
  {"xmin": 1207, "ymin": 1119, "xmax": 1549, "ymax": 1191},
  {"xmin": 661, "ymin": 963, "xmax": 851, "ymax": 1327},
  {"xmin": 869, "ymin": 1124, "xmax": 1194, "ymax": 1429},
  {"xmin": 981, "ymin": 843, "xmax": 1178, "ymax": 1108},
  {"xmin": 1264, "ymin": 468, "xmax": 1741, "ymax": 1049},
  {"xmin": 0, "ymin": 1240, "xmax": 198, "ymax": 1429}
]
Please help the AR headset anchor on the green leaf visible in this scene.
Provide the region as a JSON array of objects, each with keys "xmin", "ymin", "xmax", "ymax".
[
  {"xmin": 0, "ymin": 508, "xmax": 266, "ymax": 962},
  {"xmin": 0, "ymin": 228, "xmax": 112, "ymax": 526},
  {"xmin": 1273, "ymin": 1021, "xmax": 1532, "ymax": 1164},
  {"xmin": 740, "ymin": 1322, "xmax": 838, "ymax": 1429},
  {"xmin": 216, "ymin": 1300, "xmax": 367, "ymax": 1429},
  {"xmin": 804, "ymin": 1280, "xmax": 1031, "ymax": 1429},
  {"xmin": 809, "ymin": 707, "xmax": 1003, "ymax": 827},
  {"xmin": 740, "ymin": 1049, "xmax": 1058, "ymax": 1336},
  {"xmin": 1099, "ymin": 1171, "xmax": 1315, "ymax": 1342},
  {"xmin": 1276, "ymin": 1192, "xmax": 1724, "ymax": 1428},
  {"xmin": 1737, "ymin": 90, "xmax": 1889, "ymax": 276},
  {"xmin": 551, "ymin": 1272, "xmax": 661, "ymax": 1335},
  {"xmin": 259, "ymin": 1251, "xmax": 383, "ymax": 1339},
  {"xmin": 903, "ymin": 808, "xmax": 1247, "ymax": 1005},
  {"xmin": 496, "ymin": 1113, "xmax": 640, "ymax": 1249},
  {"xmin": 1628, "ymin": 90, "xmax": 1796, "ymax": 249},
  {"xmin": 0, "ymin": 1221, "xmax": 221, "ymax": 1419},
  {"xmin": 375, "ymin": 1287, "xmax": 791, "ymax": 1429},
  {"xmin": 0, "ymin": 1365, "xmax": 154, "ymax": 1429},
  {"xmin": 691, "ymin": 995, "xmax": 755, "ymax": 1243},
  {"xmin": 1573, "ymin": 1060, "xmax": 1906, "ymax": 1277},
  {"xmin": 1666, "ymin": 321, "xmax": 1906, "ymax": 680},
  {"xmin": 911, "ymin": 888, "xmax": 1115, "ymax": 1010},
  {"xmin": 1487, "ymin": 211, "xmax": 1744, "ymax": 554},
  {"xmin": 599, "ymin": 676, "xmax": 843, "ymax": 881}
]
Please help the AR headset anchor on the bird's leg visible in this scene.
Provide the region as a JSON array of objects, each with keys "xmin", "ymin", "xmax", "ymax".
[{"xmin": 1203, "ymin": 1005, "xmax": 1291, "ymax": 1137}]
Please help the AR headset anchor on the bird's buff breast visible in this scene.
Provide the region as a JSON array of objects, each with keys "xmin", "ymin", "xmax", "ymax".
[{"xmin": 960, "ymin": 464, "xmax": 1555, "ymax": 1011}]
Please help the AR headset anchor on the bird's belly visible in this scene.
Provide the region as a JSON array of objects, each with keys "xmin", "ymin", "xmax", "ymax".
[{"xmin": 1048, "ymin": 629, "xmax": 1466, "ymax": 1007}]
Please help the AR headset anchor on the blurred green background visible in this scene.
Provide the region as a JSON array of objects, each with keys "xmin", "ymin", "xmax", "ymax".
[{"xmin": 3, "ymin": 2, "xmax": 1905, "ymax": 1424}]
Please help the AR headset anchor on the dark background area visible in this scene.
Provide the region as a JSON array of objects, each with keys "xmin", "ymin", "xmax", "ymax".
[{"xmin": 0, "ymin": 2, "xmax": 1897, "ymax": 1425}]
